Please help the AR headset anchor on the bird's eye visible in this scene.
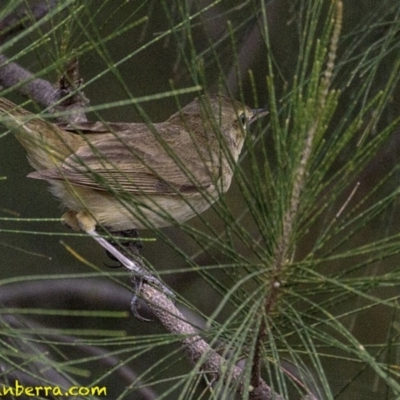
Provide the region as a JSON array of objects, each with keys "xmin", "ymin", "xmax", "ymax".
[{"xmin": 238, "ymin": 112, "xmax": 247, "ymax": 129}]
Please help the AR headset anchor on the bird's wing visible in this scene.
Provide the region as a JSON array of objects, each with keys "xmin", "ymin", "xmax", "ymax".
[{"xmin": 28, "ymin": 122, "xmax": 217, "ymax": 195}]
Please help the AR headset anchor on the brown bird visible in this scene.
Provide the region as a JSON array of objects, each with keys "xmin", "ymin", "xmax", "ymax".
[
  {"xmin": 1, "ymin": 94, "xmax": 266, "ymax": 293},
  {"xmin": 0, "ymin": 94, "xmax": 265, "ymax": 233}
]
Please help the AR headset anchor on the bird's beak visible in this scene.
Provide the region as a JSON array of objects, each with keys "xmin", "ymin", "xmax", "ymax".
[{"xmin": 249, "ymin": 108, "xmax": 268, "ymax": 125}]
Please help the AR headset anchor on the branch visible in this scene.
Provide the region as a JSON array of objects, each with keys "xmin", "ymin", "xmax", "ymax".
[
  {"xmin": 0, "ymin": 0, "xmax": 56, "ymax": 40},
  {"xmin": 141, "ymin": 284, "xmax": 281, "ymax": 400},
  {"xmin": 0, "ymin": 1, "xmax": 58, "ymax": 106},
  {"xmin": 0, "ymin": 2, "xmax": 88, "ymax": 123},
  {"xmin": 0, "ymin": 54, "xmax": 56, "ymax": 106}
]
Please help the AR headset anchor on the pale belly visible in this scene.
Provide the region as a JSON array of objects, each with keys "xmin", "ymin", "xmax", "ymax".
[{"xmin": 49, "ymin": 181, "xmax": 219, "ymax": 230}]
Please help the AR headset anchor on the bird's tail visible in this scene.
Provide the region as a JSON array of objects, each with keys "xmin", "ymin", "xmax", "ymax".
[{"xmin": 0, "ymin": 97, "xmax": 78, "ymax": 170}]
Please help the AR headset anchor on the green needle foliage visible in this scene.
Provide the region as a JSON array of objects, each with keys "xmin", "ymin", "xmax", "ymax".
[{"xmin": 0, "ymin": 0, "xmax": 400, "ymax": 399}]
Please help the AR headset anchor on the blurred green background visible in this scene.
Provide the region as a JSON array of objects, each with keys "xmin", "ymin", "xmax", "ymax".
[{"xmin": 1, "ymin": 1, "xmax": 400, "ymax": 399}]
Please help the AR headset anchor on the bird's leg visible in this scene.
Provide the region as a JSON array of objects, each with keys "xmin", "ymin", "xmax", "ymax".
[
  {"xmin": 105, "ymin": 229, "xmax": 143, "ymax": 260},
  {"xmin": 103, "ymin": 228, "xmax": 150, "ymax": 321},
  {"xmin": 73, "ymin": 211, "xmax": 174, "ymax": 307}
]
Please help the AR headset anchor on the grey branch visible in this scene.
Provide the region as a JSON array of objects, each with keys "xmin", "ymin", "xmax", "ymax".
[
  {"xmin": 142, "ymin": 284, "xmax": 282, "ymax": 399},
  {"xmin": 0, "ymin": 54, "xmax": 57, "ymax": 107}
]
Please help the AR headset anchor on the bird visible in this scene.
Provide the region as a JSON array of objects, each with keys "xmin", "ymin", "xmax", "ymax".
[{"xmin": 0, "ymin": 94, "xmax": 265, "ymax": 233}]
